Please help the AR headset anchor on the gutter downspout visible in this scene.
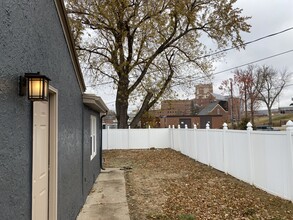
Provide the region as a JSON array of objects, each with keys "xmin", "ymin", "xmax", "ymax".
[{"xmin": 100, "ymin": 112, "xmax": 107, "ymax": 170}]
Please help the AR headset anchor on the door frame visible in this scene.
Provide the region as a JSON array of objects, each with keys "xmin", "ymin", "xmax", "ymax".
[
  {"xmin": 31, "ymin": 86, "xmax": 58, "ymax": 220},
  {"xmin": 48, "ymin": 86, "xmax": 58, "ymax": 220}
]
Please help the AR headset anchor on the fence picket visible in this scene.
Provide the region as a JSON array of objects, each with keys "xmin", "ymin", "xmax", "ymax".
[{"xmin": 286, "ymin": 121, "xmax": 293, "ymax": 201}]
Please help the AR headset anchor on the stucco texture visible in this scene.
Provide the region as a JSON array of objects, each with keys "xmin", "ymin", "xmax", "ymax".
[{"xmin": 82, "ymin": 106, "xmax": 101, "ymax": 200}]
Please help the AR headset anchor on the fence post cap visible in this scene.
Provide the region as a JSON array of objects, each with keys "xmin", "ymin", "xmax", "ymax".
[
  {"xmin": 206, "ymin": 122, "xmax": 210, "ymax": 129},
  {"xmin": 223, "ymin": 122, "xmax": 228, "ymax": 130},
  {"xmin": 246, "ymin": 122, "xmax": 253, "ymax": 131},
  {"xmin": 286, "ymin": 120, "xmax": 293, "ymax": 130}
]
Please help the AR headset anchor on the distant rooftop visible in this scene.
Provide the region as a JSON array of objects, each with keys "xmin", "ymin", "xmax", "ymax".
[{"xmin": 198, "ymin": 102, "xmax": 220, "ymax": 115}]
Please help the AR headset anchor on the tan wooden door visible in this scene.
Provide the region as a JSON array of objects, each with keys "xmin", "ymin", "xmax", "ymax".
[{"xmin": 32, "ymin": 101, "xmax": 49, "ymax": 220}]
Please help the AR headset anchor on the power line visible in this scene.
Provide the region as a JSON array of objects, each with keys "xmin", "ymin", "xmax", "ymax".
[
  {"xmin": 193, "ymin": 49, "xmax": 293, "ymax": 81},
  {"xmin": 239, "ymin": 27, "xmax": 293, "ymax": 46},
  {"xmin": 88, "ymin": 48, "xmax": 293, "ymax": 88},
  {"xmin": 197, "ymin": 26, "xmax": 293, "ymax": 60}
]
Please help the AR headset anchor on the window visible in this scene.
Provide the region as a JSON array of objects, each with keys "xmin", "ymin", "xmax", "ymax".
[{"xmin": 90, "ymin": 115, "xmax": 97, "ymax": 160}]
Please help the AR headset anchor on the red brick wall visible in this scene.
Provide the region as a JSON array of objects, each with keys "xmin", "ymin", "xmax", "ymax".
[
  {"xmin": 159, "ymin": 116, "xmax": 225, "ymax": 129},
  {"xmin": 161, "ymin": 100, "xmax": 192, "ymax": 115}
]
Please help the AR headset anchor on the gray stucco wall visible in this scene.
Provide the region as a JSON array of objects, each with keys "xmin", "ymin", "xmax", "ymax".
[
  {"xmin": 82, "ymin": 106, "xmax": 101, "ymax": 200},
  {"xmin": 0, "ymin": 1, "xmax": 100, "ymax": 219}
]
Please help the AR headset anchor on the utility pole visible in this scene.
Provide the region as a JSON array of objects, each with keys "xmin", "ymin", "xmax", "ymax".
[
  {"xmin": 244, "ymin": 80, "xmax": 248, "ymax": 119},
  {"xmin": 230, "ymin": 78, "xmax": 234, "ymax": 128}
]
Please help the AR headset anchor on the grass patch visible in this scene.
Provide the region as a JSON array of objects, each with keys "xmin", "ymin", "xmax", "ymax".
[{"xmin": 255, "ymin": 113, "xmax": 293, "ymax": 126}]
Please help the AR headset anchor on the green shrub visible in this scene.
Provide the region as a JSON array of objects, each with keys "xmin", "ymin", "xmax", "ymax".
[{"xmin": 237, "ymin": 118, "xmax": 251, "ymax": 130}]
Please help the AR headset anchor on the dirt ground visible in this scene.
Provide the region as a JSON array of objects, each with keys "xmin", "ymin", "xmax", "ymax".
[{"xmin": 103, "ymin": 149, "xmax": 293, "ymax": 220}]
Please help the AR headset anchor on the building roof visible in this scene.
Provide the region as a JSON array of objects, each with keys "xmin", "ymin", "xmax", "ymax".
[
  {"xmin": 54, "ymin": 0, "xmax": 86, "ymax": 92},
  {"xmin": 55, "ymin": 0, "xmax": 109, "ymax": 112},
  {"xmin": 83, "ymin": 93, "xmax": 109, "ymax": 113},
  {"xmin": 198, "ymin": 101, "xmax": 225, "ymax": 115}
]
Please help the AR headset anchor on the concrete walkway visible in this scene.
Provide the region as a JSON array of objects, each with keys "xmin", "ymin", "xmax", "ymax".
[{"xmin": 77, "ymin": 168, "xmax": 130, "ymax": 220}]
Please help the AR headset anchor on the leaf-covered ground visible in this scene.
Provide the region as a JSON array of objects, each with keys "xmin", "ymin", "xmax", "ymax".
[{"xmin": 103, "ymin": 149, "xmax": 293, "ymax": 220}]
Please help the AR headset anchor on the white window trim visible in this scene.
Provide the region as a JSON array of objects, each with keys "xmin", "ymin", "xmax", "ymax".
[{"xmin": 90, "ymin": 115, "xmax": 97, "ymax": 160}]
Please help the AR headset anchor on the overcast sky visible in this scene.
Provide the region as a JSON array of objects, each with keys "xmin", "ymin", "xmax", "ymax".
[
  {"xmin": 212, "ymin": 0, "xmax": 293, "ymax": 108},
  {"xmin": 87, "ymin": 0, "xmax": 293, "ymax": 111}
]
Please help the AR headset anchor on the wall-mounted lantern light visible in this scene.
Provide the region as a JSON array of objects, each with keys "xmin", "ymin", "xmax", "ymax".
[{"xmin": 19, "ymin": 72, "xmax": 51, "ymax": 101}]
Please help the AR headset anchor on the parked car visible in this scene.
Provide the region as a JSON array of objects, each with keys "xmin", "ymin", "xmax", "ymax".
[{"xmin": 255, "ymin": 125, "xmax": 278, "ymax": 131}]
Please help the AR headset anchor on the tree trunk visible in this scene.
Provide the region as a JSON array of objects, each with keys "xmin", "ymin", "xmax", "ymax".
[
  {"xmin": 130, "ymin": 59, "xmax": 175, "ymax": 128},
  {"xmin": 130, "ymin": 92, "xmax": 153, "ymax": 128},
  {"xmin": 244, "ymin": 86, "xmax": 248, "ymax": 119},
  {"xmin": 116, "ymin": 77, "xmax": 130, "ymax": 128},
  {"xmin": 267, "ymin": 107, "xmax": 272, "ymax": 126},
  {"xmin": 250, "ymin": 101, "xmax": 255, "ymax": 126},
  {"xmin": 116, "ymin": 99, "xmax": 129, "ymax": 128}
]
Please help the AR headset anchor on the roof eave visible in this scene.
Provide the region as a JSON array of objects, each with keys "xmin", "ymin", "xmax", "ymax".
[
  {"xmin": 83, "ymin": 93, "xmax": 109, "ymax": 113},
  {"xmin": 54, "ymin": 0, "xmax": 86, "ymax": 92}
]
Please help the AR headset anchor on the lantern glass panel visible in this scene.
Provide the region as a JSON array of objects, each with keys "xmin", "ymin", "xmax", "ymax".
[{"xmin": 27, "ymin": 77, "xmax": 49, "ymax": 100}]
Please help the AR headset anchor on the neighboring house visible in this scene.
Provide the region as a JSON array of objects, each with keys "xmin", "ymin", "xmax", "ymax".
[
  {"xmin": 194, "ymin": 83, "xmax": 243, "ymax": 122},
  {"xmin": 142, "ymin": 84, "xmax": 230, "ymax": 128},
  {"xmin": 198, "ymin": 101, "xmax": 227, "ymax": 116},
  {"xmin": 197, "ymin": 101, "xmax": 229, "ymax": 128},
  {"xmin": 157, "ymin": 115, "xmax": 224, "ymax": 129},
  {"xmin": 0, "ymin": 1, "xmax": 108, "ymax": 220},
  {"xmin": 160, "ymin": 115, "xmax": 200, "ymax": 128},
  {"xmin": 102, "ymin": 110, "xmax": 118, "ymax": 128},
  {"xmin": 142, "ymin": 97, "xmax": 228, "ymax": 129}
]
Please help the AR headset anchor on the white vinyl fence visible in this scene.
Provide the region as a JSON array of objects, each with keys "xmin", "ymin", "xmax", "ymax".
[
  {"xmin": 103, "ymin": 127, "xmax": 170, "ymax": 149},
  {"xmin": 102, "ymin": 121, "xmax": 293, "ymax": 202}
]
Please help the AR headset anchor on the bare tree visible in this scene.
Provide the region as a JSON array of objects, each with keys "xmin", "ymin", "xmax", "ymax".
[
  {"xmin": 256, "ymin": 65, "xmax": 291, "ymax": 125},
  {"xmin": 66, "ymin": 0, "xmax": 251, "ymax": 128},
  {"xmin": 234, "ymin": 65, "xmax": 261, "ymax": 125},
  {"xmin": 234, "ymin": 69, "xmax": 249, "ymax": 118}
]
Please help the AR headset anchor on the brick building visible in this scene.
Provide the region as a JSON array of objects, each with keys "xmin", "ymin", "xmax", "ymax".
[
  {"xmin": 142, "ymin": 83, "xmax": 244, "ymax": 128},
  {"xmin": 158, "ymin": 115, "xmax": 225, "ymax": 129}
]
